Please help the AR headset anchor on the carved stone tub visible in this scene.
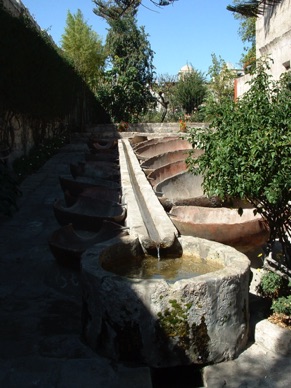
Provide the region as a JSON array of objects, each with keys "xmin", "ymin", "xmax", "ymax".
[{"xmin": 81, "ymin": 235, "xmax": 250, "ymax": 367}]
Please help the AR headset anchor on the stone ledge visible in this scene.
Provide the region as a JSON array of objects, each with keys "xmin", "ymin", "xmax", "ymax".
[{"xmin": 255, "ymin": 318, "xmax": 291, "ymax": 356}]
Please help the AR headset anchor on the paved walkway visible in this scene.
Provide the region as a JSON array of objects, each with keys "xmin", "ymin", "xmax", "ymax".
[
  {"xmin": 0, "ymin": 144, "xmax": 152, "ymax": 388},
  {"xmin": 0, "ymin": 142, "xmax": 290, "ymax": 388}
]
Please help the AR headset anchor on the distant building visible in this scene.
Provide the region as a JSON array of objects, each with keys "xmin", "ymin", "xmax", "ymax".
[{"xmin": 178, "ymin": 64, "xmax": 194, "ymax": 80}]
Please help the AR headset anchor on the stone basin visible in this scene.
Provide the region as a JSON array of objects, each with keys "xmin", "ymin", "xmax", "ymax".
[
  {"xmin": 135, "ymin": 138, "xmax": 192, "ymax": 161},
  {"xmin": 81, "ymin": 235, "xmax": 250, "ymax": 367}
]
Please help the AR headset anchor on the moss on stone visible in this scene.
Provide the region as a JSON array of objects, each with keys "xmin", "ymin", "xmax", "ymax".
[{"xmin": 156, "ymin": 299, "xmax": 210, "ymax": 364}]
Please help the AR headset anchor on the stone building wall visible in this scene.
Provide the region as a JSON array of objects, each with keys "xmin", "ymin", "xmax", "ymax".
[
  {"xmin": 256, "ymin": 0, "xmax": 291, "ymax": 80},
  {"xmin": 235, "ymin": 0, "xmax": 291, "ymax": 98}
]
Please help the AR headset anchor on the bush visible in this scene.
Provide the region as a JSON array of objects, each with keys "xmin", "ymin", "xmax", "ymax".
[
  {"xmin": 185, "ymin": 59, "xmax": 291, "ymax": 267},
  {"xmin": 256, "ymin": 271, "xmax": 289, "ymax": 299},
  {"xmin": 271, "ymin": 295, "xmax": 291, "ymax": 316}
]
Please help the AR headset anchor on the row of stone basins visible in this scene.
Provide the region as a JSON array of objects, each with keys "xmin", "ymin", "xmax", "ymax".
[
  {"xmin": 46, "ymin": 133, "xmax": 266, "ymax": 385},
  {"xmin": 130, "ymin": 134, "xmax": 269, "ymax": 255},
  {"xmin": 48, "ymin": 137, "xmax": 128, "ymax": 270},
  {"xmin": 49, "ymin": 133, "xmax": 269, "ymax": 269}
]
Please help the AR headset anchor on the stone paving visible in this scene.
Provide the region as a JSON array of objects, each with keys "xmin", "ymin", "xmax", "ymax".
[{"xmin": 0, "ymin": 144, "xmax": 152, "ymax": 388}]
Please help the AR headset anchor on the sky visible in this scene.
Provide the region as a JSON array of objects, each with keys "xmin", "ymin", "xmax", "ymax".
[{"xmin": 21, "ymin": 0, "xmax": 247, "ymax": 77}]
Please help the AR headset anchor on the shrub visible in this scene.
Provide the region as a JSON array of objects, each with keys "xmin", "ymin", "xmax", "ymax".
[
  {"xmin": 185, "ymin": 59, "xmax": 291, "ymax": 267},
  {"xmin": 256, "ymin": 271, "xmax": 289, "ymax": 299},
  {"xmin": 271, "ymin": 295, "xmax": 291, "ymax": 316}
]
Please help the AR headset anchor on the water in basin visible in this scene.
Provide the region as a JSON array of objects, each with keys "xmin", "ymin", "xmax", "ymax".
[{"xmin": 103, "ymin": 254, "xmax": 223, "ymax": 282}]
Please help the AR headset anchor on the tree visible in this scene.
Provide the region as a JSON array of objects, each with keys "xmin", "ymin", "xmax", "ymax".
[
  {"xmin": 173, "ymin": 69, "xmax": 207, "ymax": 115},
  {"xmin": 206, "ymin": 53, "xmax": 236, "ymax": 108},
  {"xmin": 96, "ymin": 14, "xmax": 155, "ymax": 122},
  {"xmin": 185, "ymin": 59, "xmax": 291, "ymax": 267},
  {"xmin": 226, "ymin": 1, "xmax": 284, "ymax": 18},
  {"xmin": 61, "ymin": 9, "xmax": 105, "ymax": 91},
  {"xmin": 92, "ymin": 0, "xmax": 177, "ymax": 20},
  {"xmin": 229, "ymin": 1, "xmax": 256, "ymax": 70},
  {"xmin": 149, "ymin": 74, "xmax": 178, "ymax": 122},
  {"xmin": 93, "ymin": 0, "xmax": 283, "ymax": 19}
]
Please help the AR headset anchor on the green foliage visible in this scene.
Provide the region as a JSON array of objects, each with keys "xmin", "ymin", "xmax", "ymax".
[
  {"xmin": 257, "ymin": 270, "xmax": 291, "ymax": 323},
  {"xmin": 92, "ymin": 1, "xmax": 177, "ymax": 20},
  {"xmin": 149, "ymin": 73, "xmax": 178, "ymax": 122},
  {"xmin": 157, "ymin": 299, "xmax": 191, "ymax": 342},
  {"xmin": 96, "ymin": 14, "xmax": 155, "ymax": 122},
  {"xmin": 205, "ymin": 54, "xmax": 236, "ymax": 110},
  {"xmin": 227, "ymin": 0, "xmax": 283, "ymax": 18},
  {"xmin": 185, "ymin": 59, "xmax": 291, "ymax": 264},
  {"xmin": 242, "ymin": 45, "xmax": 256, "ymax": 73},
  {"xmin": 140, "ymin": 110, "xmax": 167, "ymax": 123},
  {"xmin": 93, "ymin": 0, "xmax": 140, "ymax": 20},
  {"xmin": 188, "ymin": 107, "xmax": 206, "ymax": 122},
  {"xmin": 61, "ymin": 9, "xmax": 105, "ymax": 91},
  {"xmin": 228, "ymin": 1, "xmax": 256, "ymax": 69},
  {"xmin": 173, "ymin": 69, "xmax": 207, "ymax": 115},
  {"xmin": 271, "ymin": 295, "xmax": 291, "ymax": 316},
  {"xmin": 257, "ymin": 271, "xmax": 288, "ymax": 299}
]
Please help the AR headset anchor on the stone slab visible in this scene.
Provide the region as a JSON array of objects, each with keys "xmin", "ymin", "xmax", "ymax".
[
  {"xmin": 255, "ymin": 319, "xmax": 291, "ymax": 356},
  {"xmin": 203, "ymin": 343, "xmax": 291, "ymax": 388}
]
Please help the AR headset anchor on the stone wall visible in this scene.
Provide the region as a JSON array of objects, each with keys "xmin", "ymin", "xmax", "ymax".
[
  {"xmin": 235, "ymin": 74, "xmax": 252, "ymax": 99},
  {"xmin": 85, "ymin": 122, "xmax": 208, "ymax": 139},
  {"xmin": 256, "ymin": 0, "xmax": 291, "ymax": 80},
  {"xmin": 235, "ymin": 0, "xmax": 291, "ymax": 98},
  {"xmin": 2, "ymin": 0, "xmax": 23, "ymax": 16}
]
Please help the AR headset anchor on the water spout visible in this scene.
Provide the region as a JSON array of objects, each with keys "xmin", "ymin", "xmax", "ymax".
[{"xmin": 156, "ymin": 244, "xmax": 161, "ymax": 260}]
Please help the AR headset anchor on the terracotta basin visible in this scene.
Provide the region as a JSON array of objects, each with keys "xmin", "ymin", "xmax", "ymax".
[
  {"xmin": 48, "ymin": 221, "xmax": 129, "ymax": 270},
  {"xmin": 87, "ymin": 138, "xmax": 117, "ymax": 151},
  {"xmin": 133, "ymin": 136, "xmax": 178, "ymax": 152},
  {"xmin": 64, "ymin": 186, "xmax": 121, "ymax": 207},
  {"xmin": 169, "ymin": 206, "xmax": 270, "ymax": 252},
  {"xmin": 53, "ymin": 197, "xmax": 126, "ymax": 231},
  {"xmin": 87, "ymin": 143, "xmax": 119, "ymax": 155},
  {"xmin": 154, "ymin": 171, "xmax": 204, "ymax": 199},
  {"xmin": 88, "ymin": 139, "xmax": 117, "ymax": 150},
  {"xmin": 140, "ymin": 149, "xmax": 201, "ymax": 175},
  {"xmin": 129, "ymin": 135, "xmax": 148, "ymax": 146},
  {"xmin": 135, "ymin": 139, "xmax": 192, "ymax": 160},
  {"xmin": 154, "ymin": 171, "xmax": 221, "ymax": 211},
  {"xmin": 59, "ymin": 175, "xmax": 120, "ymax": 198},
  {"xmin": 69, "ymin": 163, "xmax": 120, "ymax": 181},
  {"xmin": 147, "ymin": 160, "xmax": 188, "ymax": 187}
]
